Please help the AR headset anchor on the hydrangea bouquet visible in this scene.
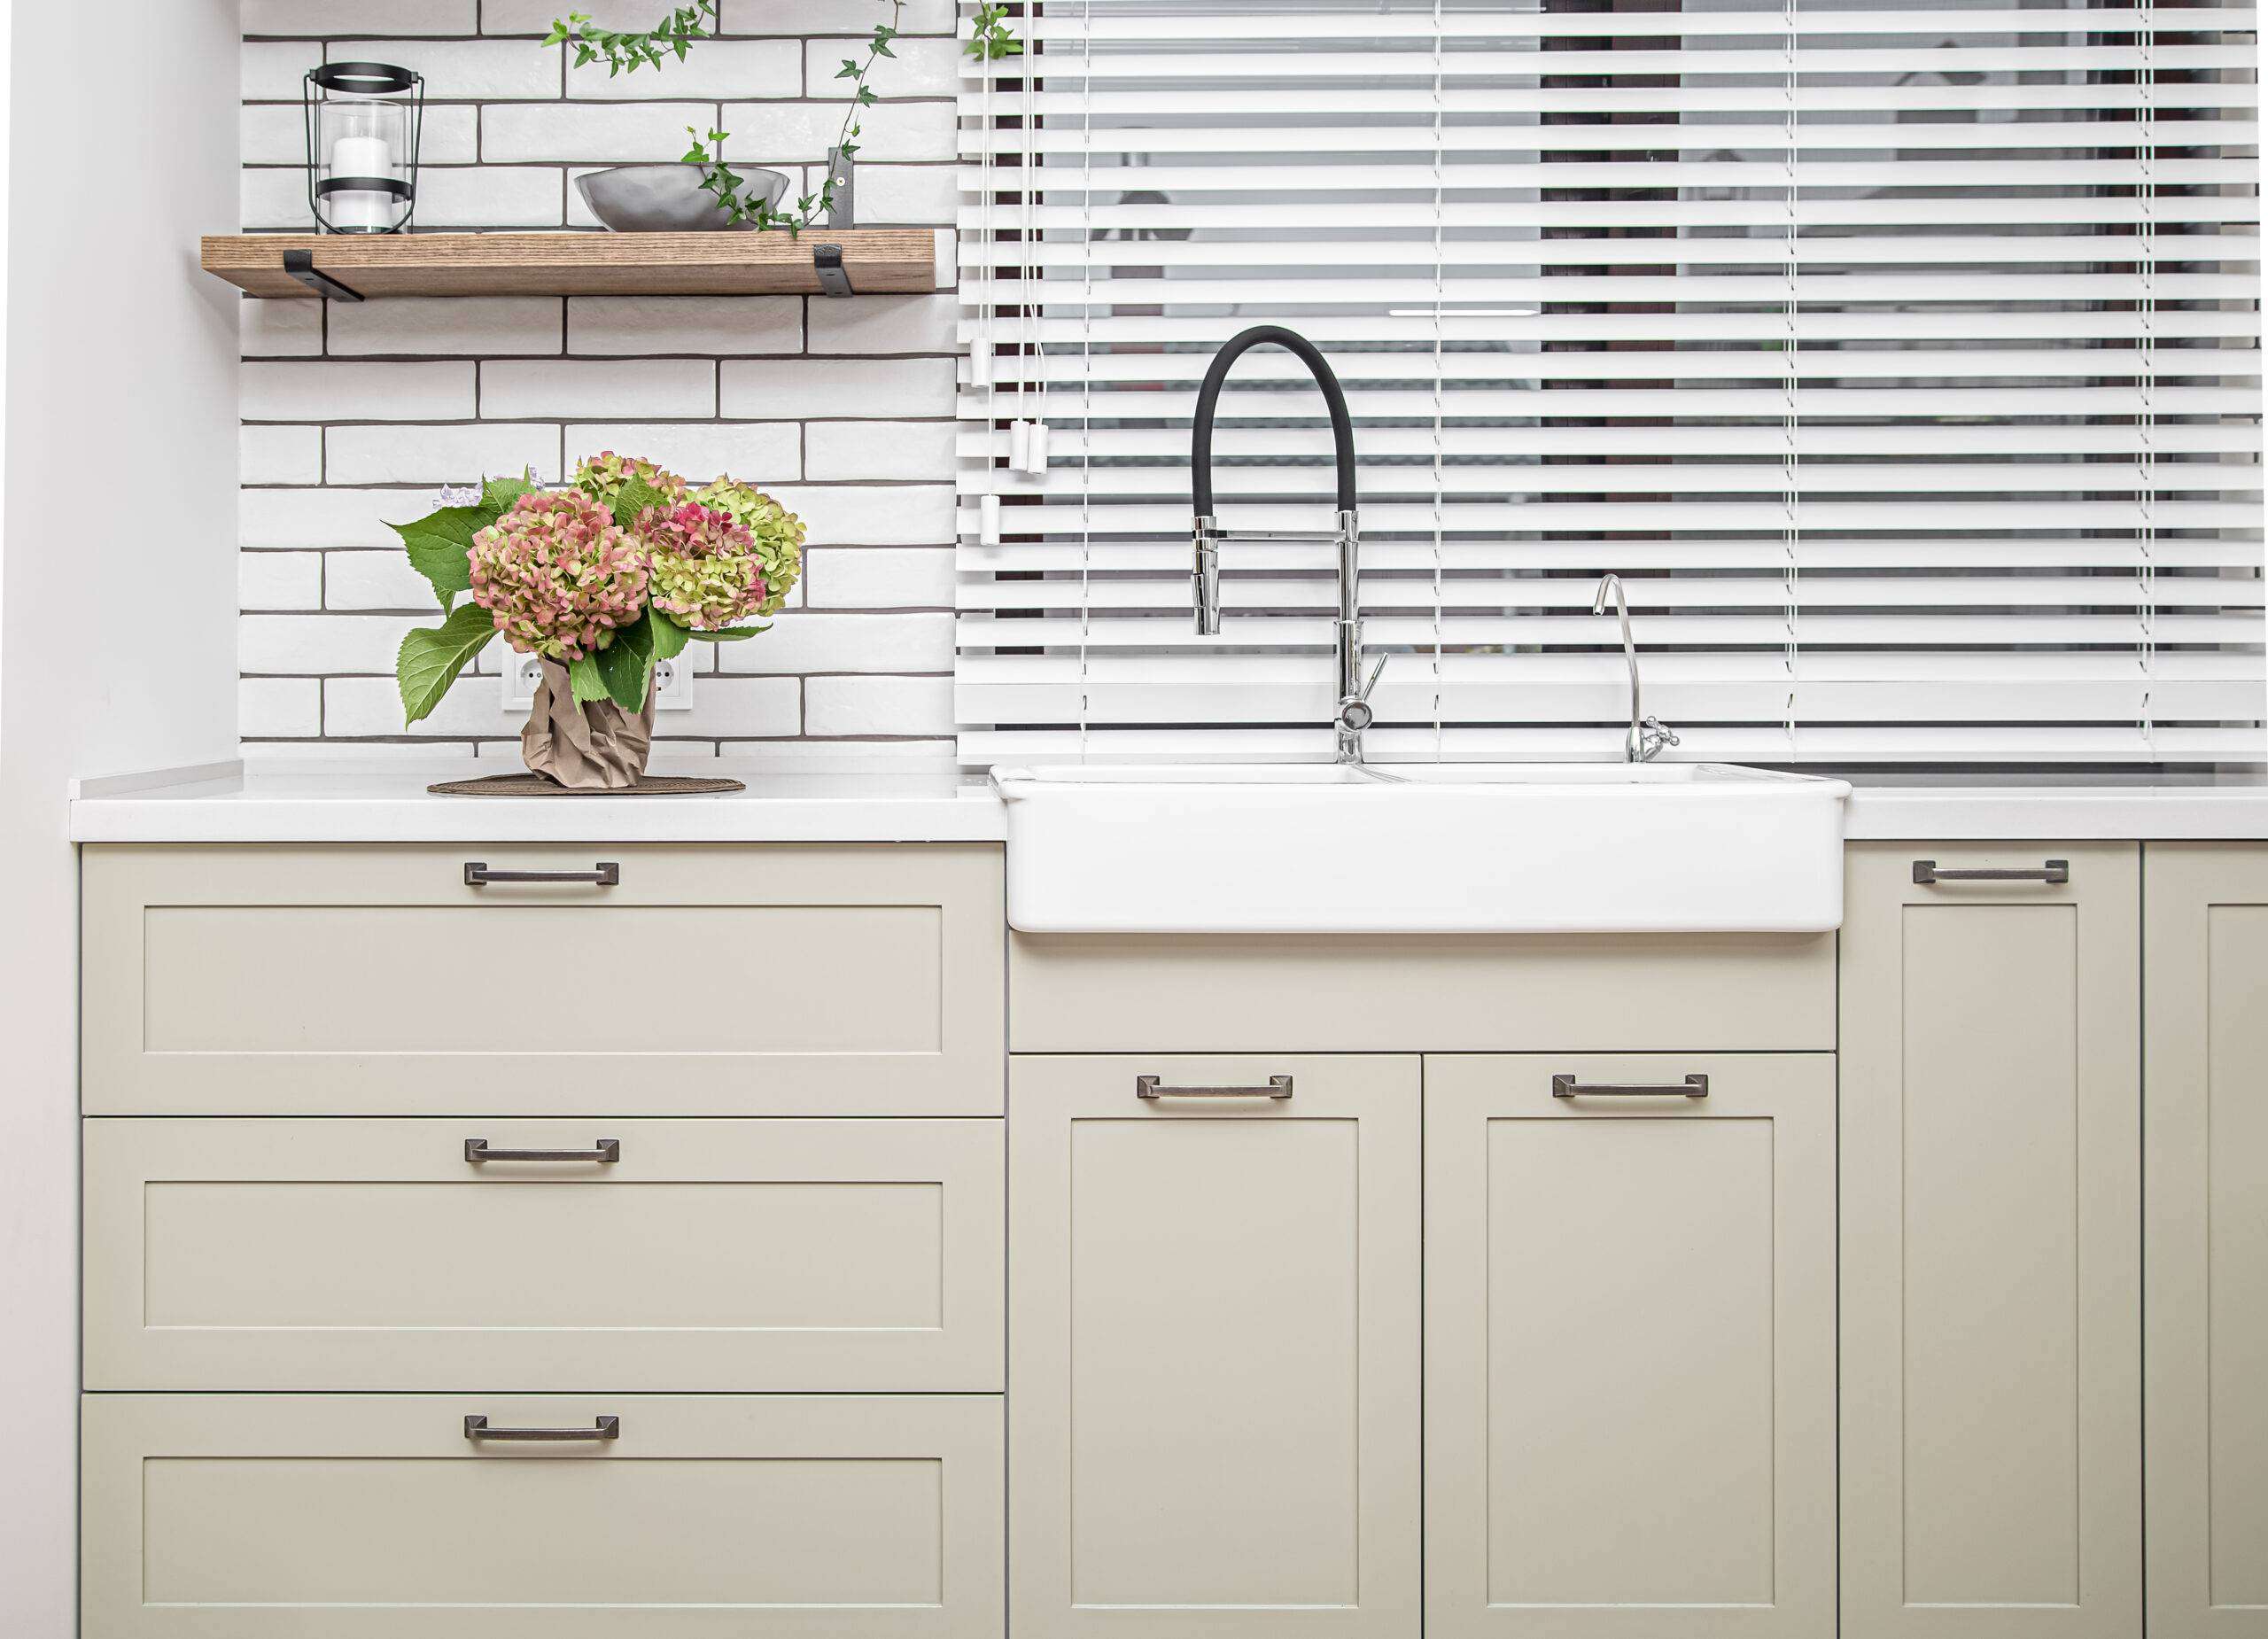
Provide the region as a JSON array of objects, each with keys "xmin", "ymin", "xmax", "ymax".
[{"xmin": 392, "ymin": 454, "xmax": 803, "ymax": 785}]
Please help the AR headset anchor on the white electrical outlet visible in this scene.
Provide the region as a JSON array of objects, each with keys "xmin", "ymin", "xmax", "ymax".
[{"xmin": 501, "ymin": 652, "xmax": 695, "ymax": 711}]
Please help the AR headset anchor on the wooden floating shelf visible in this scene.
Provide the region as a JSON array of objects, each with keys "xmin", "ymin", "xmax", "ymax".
[{"xmin": 200, "ymin": 229, "xmax": 950, "ymax": 300}]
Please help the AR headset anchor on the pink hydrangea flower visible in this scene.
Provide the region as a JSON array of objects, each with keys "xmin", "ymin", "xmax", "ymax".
[
  {"xmin": 640, "ymin": 500, "xmax": 772, "ymax": 630},
  {"xmin": 468, "ymin": 491, "xmax": 650, "ymax": 662}
]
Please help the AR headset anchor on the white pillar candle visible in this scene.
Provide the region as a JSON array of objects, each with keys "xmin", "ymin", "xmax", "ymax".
[{"xmin": 327, "ymin": 135, "xmax": 396, "ymax": 230}]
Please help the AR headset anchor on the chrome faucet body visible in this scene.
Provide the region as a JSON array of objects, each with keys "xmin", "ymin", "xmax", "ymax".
[
  {"xmin": 1592, "ymin": 573, "xmax": 1681, "ymax": 763},
  {"xmin": 1190, "ymin": 325, "xmax": 1379, "ymax": 765}
]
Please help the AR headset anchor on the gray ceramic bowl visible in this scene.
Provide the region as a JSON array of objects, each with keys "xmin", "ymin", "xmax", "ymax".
[{"xmin": 575, "ymin": 163, "xmax": 789, "ymax": 232}]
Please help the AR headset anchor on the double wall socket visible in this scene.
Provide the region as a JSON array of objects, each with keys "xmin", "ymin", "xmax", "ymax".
[{"xmin": 501, "ymin": 652, "xmax": 695, "ymax": 711}]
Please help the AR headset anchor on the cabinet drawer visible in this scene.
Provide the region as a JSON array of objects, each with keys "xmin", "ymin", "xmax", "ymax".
[
  {"xmin": 86, "ymin": 1117, "xmax": 1003, "ymax": 1393},
  {"xmin": 82, "ymin": 1393, "xmax": 1004, "ymax": 1639},
  {"xmin": 1425, "ymin": 1053, "xmax": 1836, "ymax": 1639},
  {"xmin": 82, "ymin": 844, "xmax": 1004, "ymax": 1115}
]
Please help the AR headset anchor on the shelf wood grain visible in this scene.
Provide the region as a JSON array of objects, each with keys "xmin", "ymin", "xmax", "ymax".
[{"xmin": 200, "ymin": 229, "xmax": 944, "ymax": 299}]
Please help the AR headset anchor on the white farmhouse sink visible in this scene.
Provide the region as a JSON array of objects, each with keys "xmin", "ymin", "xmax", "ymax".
[{"xmin": 992, "ymin": 763, "xmax": 1851, "ymax": 935}]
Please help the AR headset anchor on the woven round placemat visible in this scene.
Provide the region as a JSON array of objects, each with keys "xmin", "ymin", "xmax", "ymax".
[{"xmin": 427, "ymin": 773, "xmax": 746, "ymax": 796}]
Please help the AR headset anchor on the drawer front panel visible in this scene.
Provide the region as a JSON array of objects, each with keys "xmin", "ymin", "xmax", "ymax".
[
  {"xmin": 82, "ymin": 844, "xmax": 1004, "ymax": 1115},
  {"xmin": 83, "ymin": 1394, "xmax": 1003, "ymax": 1639},
  {"xmin": 1009, "ymin": 931, "xmax": 1834, "ymax": 1053},
  {"xmin": 86, "ymin": 1119, "xmax": 1003, "ymax": 1392}
]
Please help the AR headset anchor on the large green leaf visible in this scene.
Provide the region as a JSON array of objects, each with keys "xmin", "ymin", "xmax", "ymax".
[
  {"xmin": 650, "ymin": 610, "xmax": 694, "ymax": 661},
  {"xmin": 569, "ymin": 653, "xmax": 611, "ymax": 704},
  {"xmin": 396, "ymin": 602, "xmax": 497, "ymax": 725},
  {"xmin": 481, "ymin": 470, "xmax": 536, "ymax": 517},
  {"xmin": 594, "ymin": 611, "xmax": 656, "ymax": 712},
  {"xmin": 388, "ymin": 506, "xmax": 486, "ymax": 611},
  {"xmin": 684, "ymin": 623, "xmax": 768, "ymax": 641},
  {"xmin": 610, "ymin": 475, "xmax": 669, "ymax": 531}
]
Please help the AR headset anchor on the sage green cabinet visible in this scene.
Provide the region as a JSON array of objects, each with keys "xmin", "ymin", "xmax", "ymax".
[
  {"xmin": 1839, "ymin": 843, "xmax": 2141, "ymax": 1639},
  {"xmin": 2145, "ymin": 844, "xmax": 2268, "ymax": 1639}
]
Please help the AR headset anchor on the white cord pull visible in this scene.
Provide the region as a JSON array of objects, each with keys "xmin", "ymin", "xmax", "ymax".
[
  {"xmin": 979, "ymin": 493, "xmax": 1002, "ymax": 546},
  {"xmin": 1026, "ymin": 419, "xmax": 1051, "ymax": 474},
  {"xmin": 1009, "ymin": 420, "xmax": 1032, "ymax": 472},
  {"xmin": 969, "ymin": 339, "xmax": 993, "ymax": 388}
]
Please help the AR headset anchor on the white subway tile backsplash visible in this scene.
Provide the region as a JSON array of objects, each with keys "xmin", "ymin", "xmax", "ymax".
[
  {"xmin": 483, "ymin": 102, "xmax": 715, "ymax": 163},
  {"xmin": 325, "ymin": 550, "xmax": 453, "ymax": 611},
  {"xmin": 240, "ymin": 677, "xmax": 323, "ymax": 738},
  {"xmin": 720, "ymin": 357, "xmax": 952, "ymax": 419},
  {"xmin": 244, "ymin": 613, "xmax": 425, "ymax": 675},
  {"xmin": 244, "ymin": 361, "xmax": 477, "ymax": 422},
  {"xmin": 804, "ymin": 35, "xmax": 959, "ymax": 98},
  {"xmin": 242, "ymin": 425, "xmax": 325, "ymax": 486},
  {"xmin": 239, "ymin": 298, "xmax": 324, "ymax": 358},
  {"xmin": 240, "ymin": 12, "xmax": 964, "ymax": 750},
  {"xmin": 770, "ymin": 484, "xmax": 954, "ymax": 546},
  {"xmin": 804, "ymin": 419, "xmax": 954, "ymax": 481},
  {"xmin": 806, "ymin": 291, "xmax": 955, "ymax": 354},
  {"xmin": 246, "ymin": 0, "xmax": 478, "ymax": 35},
  {"xmin": 244, "ymin": 488, "xmax": 435, "ymax": 552},
  {"xmin": 566, "ymin": 38, "xmax": 799, "ymax": 99},
  {"xmin": 327, "ymin": 296, "xmax": 565, "ymax": 357},
  {"xmin": 325, "ymin": 423, "xmax": 563, "ymax": 485},
  {"xmin": 569, "ymin": 295, "xmax": 802, "ymax": 356},
  {"xmin": 564, "ymin": 423, "xmax": 801, "ymax": 484},
  {"xmin": 803, "ymin": 546, "xmax": 954, "ymax": 609},
  {"xmin": 721, "ymin": 98, "xmax": 951, "ymax": 165},
  {"xmin": 481, "ymin": 358, "xmax": 717, "ymax": 418},
  {"xmin": 717, "ymin": 611, "xmax": 952, "ymax": 674},
  {"xmin": 240, "ymin": 551, "xmax": 324, "ymax": 611},
  {"xmin": 726, "ymin": 0, "xmax": 957, "ymax": 33},
  {"xmin": 804, "ymin": 674, "xmax": 953, "ymax": 736},
  {"xmin": 331, "ymin": 36, "xmax": 564, "ymax": 99}
]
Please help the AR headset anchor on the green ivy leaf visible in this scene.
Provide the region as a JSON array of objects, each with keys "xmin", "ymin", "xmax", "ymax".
[
  {"xmin": 396, "ymin": 602, "xmax": 497, "ymax": 725},
  {"xmin": 388, "ymin": 506, "xmax": 485, "ymax": 611},
  {"xmin": 594, "ymin": 611, "xmax": 656, "ymax": 711},
  {"xmin": 650, "ymin": 610, "xmax": 694, "ymax": 660},
  {"xmin": 683, "ymin": 622, "xmax": 767, "ymax": 642}
]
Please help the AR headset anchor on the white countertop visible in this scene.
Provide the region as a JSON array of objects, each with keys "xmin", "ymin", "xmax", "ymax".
[
  {"xmin": 70, "ymin": 756, "xmax": 1007, "ymax": 843},
  {"xmin": 69, "ymin": 757, "xmax": 2268, "ymax": 843}
]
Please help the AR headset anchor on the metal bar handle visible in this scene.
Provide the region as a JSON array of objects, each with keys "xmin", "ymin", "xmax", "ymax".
[
  {"xmin": 1913, "ymin": 859, "xmax": 2070, "ymax": 886},
  {"xmin": 464, "ymin": 1415, "xmax": 619, "ymax": 1442},
  {"xmin": 1136, "ymin": 1075, "xmax": 1294, "ymax": 1101},
  {"xmin": 464, "ymin": 861, "xmax": 620, "ymax": 887},
  {"xmin": 1552, "ymin": 1073, "xmax": 1709, "ymax": 1100},
  {"xmin": 464, "ymin": 1138, "xmax": 621, "ymax": 1164}
]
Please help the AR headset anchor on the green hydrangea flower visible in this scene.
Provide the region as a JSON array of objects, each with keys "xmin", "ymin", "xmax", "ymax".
[{"xmin": 693, "ymin": 477, "xmax": 804, "ymax": 617}]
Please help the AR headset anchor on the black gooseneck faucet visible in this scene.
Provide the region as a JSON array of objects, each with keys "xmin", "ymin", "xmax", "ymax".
[{"xmin": 1191, "ymin": 324, "xmax": 1381, "ymax": 765}]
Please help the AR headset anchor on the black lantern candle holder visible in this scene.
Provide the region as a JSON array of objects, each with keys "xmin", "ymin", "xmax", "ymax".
[{"xmin": 303, "ymin": 62, "xmax": 424, "ymax": 234}]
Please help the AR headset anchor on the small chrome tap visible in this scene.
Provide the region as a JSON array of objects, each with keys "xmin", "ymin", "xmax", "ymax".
[
  {"xmin": 1189, "ymin": 324, "xmax": 1378, "ymax": 765},
  {"xmin": 1593, "ymin": 573, "xmax": 1680, "ymax": 764}
]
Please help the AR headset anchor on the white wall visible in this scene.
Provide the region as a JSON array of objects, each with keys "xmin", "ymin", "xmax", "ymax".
[
  {"xmin": 0, "ymin": 3, "xmax": 240, "ymax": 1633},
  {"xmin": 237, "ymin": 1, "xmax": 959, "ymax": 759}
]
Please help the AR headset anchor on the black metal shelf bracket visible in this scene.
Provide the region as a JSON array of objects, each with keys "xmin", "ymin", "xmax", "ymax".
[
  {"xmin": 282, "ymin": 249, "xmax": 366, "ymax": 302},
  {"xmin": 813, "ymin": 243, "xmax": 854, "ymax": 298}
]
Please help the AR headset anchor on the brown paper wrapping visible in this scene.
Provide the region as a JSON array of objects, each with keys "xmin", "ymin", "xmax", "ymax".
[{"xmin": 521, "ymin": 658, "xmax": 656, "ymax": 790}]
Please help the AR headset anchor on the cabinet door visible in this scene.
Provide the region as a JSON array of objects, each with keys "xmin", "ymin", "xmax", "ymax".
[
  {"xmin": 1008, "ymin": 1054, "xmax": 1420, "ymax": 1637},
  {"xmin": 1841, "ymin": 843, "xmax": 2140, "ymax": 1639},
  {"xmin": 1425, "ymin": 1053, "xmax": 1835, "ymax": 1639},
  {"xmin": 2145, "ymin": 844, "xmax": 2268, "ymax": 1639}
]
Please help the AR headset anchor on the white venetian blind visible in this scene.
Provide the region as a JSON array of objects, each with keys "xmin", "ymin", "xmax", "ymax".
[{"xmin": 955, "ymin": 0, "xmax": 2263, "ymax": 765}]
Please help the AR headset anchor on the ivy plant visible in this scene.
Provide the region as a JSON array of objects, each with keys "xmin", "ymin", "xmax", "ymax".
[{"xmin": 546, "ymin": 1, "xmax": 1022, "ymax": 234}]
